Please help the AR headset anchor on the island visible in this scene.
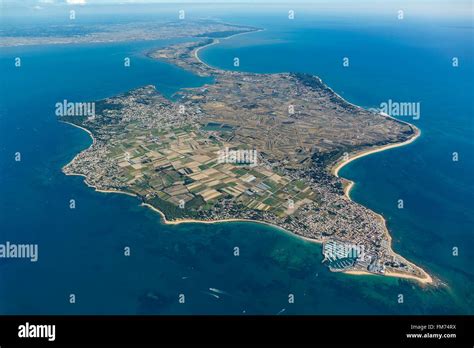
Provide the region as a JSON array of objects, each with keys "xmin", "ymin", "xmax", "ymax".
[{"xmin": 57, "ymin": 21, "xmax": 432, "ymax": 284}]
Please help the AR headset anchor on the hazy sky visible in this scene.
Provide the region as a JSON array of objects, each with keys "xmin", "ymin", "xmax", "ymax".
[
  {"xmin": 1, "ymin": 0, "xmax": 471, "ymax": 19},
  {"xmin": 2, "ymin": 0, "xmax": 472, "ymax": 4}
]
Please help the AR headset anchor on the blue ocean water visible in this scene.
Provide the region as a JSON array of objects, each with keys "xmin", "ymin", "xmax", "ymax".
[{"xmin": 0, "ymin": 8, "xmax": 472, "ymax": 314}]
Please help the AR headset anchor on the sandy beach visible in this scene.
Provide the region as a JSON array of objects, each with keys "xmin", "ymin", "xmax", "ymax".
[
  {"xmin": 61, "ymin": 33, "xmax": 432, "ymax": 286},
  {"xmin": 330, "ymin": 125, "xmax": 433, "ymax": 285},
  {"xmin": 332, "ymin": 125, "xmax": 421, "ymax": 199},
  {"xmin": 193, "ymin": 39, "xmax": 220, "ymax": 69},
  {"xmin": 193, "ymin": 28, "xmax": 265, "ymax": 70},
  {"xmin": 345, "ymin": 269, "xmax": 433, "ymax": 285},
  {"xmin": 60, "ymin": 120, "xmax": 96, "ymax": 146}
]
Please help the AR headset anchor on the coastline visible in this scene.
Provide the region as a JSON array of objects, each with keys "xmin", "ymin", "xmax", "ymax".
[
  {"xmin": 61, "ymin": 120, "xmax": 136, "ymax": 198},
  {"xmin": 141, "ymin": 203, "xmax": 322, "ymax": 245},
  {"xmin": 193, "ymin": 28, "xmax": 265, "ymax": 70},
  {"xmin": 60, "ymin": 120, "xmax": 96, "ymax": 146},
  {"xmin": 59, "ymin": 123, "xmax": 318, "ymax": 244},
  {"xmin": 60, "ymin": 28, "xmax": 433, "ymax": 286},
  {"xmin": 62, "ymin": 115, "xmax": 432, "ymax": 286},
  {"xmin": 345, "ymin": 269, "xmax": 432, "ymax": 284},
  {"xmin": 332, "ymin": 124, "xmax": 421, "ymax": 199}
]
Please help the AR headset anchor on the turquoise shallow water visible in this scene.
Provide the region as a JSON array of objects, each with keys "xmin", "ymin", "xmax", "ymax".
[{"xmin": 0, "ymin": 8, "xmax": 472, "ymax": 314}]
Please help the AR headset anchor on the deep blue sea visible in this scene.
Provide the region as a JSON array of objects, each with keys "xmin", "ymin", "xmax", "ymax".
[{"xmin": 0, "ymin": 6, "xmax": 472, "ymax": 314}]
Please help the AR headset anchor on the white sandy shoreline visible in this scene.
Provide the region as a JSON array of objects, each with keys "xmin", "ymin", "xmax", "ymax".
[
  {"xmin": 193, "ymin": 28, "xmax": 265, "ymax": 70},
  {"xmin": 332, "ymin": 125, "xmax": 421, "ymax": 199},
  {"xmin": 60, "ymin": 120, "xmax": 96, "ymax": 145},
  {"xmin": 345, "ymin": 269, "xmax": 432, "ymax": 284},
  {"xmin": 141, "ymin": 203, "xmax": 323, "ymax": 243}
]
